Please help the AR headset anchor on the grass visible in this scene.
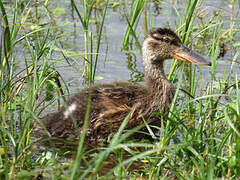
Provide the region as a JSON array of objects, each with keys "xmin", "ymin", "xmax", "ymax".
[{"xmin": 0, "ymin": 0, "xmax": 240, "ymax": 179}]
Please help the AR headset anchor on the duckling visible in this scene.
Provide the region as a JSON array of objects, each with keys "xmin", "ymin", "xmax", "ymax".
[{"xmin": 35, "ymin": 28, "xmax": 211, "ymax": 142}]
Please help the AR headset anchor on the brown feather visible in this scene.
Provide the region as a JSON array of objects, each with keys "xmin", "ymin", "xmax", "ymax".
[{"xmin": 34, "ymin": 28, "xmax": 209, "ymax": 142}]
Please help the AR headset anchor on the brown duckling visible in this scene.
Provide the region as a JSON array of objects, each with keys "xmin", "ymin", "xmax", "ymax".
[{"xmin": 36, "ymin": 28, "xmax": 211, "ymax": 142}]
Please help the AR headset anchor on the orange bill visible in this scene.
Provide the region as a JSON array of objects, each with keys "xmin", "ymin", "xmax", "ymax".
[{"xmin": 173, "ymin": 44, "xmax": 211, "ymax": 66}]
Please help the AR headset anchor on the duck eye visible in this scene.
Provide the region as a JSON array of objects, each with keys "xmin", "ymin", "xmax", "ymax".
[{"xmin": 163, "ymin": 36, "xmax": 171, "ymax": 43}]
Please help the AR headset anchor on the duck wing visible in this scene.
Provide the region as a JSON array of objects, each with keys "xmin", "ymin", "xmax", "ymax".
[{"xmin": 36, "ymin": 82, "xmax": 149, "ymax": 141}]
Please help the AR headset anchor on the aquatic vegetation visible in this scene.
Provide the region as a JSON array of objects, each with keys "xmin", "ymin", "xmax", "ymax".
[{"xmin": 0, "ymin": 0, "xmax": 240, "ymax": 179}]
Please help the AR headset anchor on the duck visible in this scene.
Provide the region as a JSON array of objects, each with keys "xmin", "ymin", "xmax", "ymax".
[{"xmin": 35, "ymin": 28, "xmax": 211, "ymax": 142}]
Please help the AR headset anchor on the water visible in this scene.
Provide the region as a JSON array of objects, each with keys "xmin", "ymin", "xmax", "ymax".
[
  {"xmin": 43, "ymin": 0, "xmax": 239, "ymax": 94},
  {"xmin": 2, "ymin": 0, "xmax": 240, "ymax": 94}
]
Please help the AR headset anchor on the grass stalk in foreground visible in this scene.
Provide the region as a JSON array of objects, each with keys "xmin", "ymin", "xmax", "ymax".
[
  {"xmin": 0, "ymin": 0, "xmax": 240, "ymax": 179},
  {"xmin": 70, "ymin": 93, "xmax": 91, "ymax": 179}
]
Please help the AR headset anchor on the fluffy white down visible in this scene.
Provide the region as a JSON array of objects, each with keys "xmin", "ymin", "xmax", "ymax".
[{"xmin": 63, "ymin": 103, "xmax": 77, "ymax": 118}]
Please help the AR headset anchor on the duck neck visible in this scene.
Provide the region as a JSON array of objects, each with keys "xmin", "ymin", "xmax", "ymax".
[
  {"xmin": 142, "ymin": 55, "xmax": 174, "ymax": 114},
  {"xmin": 147, "ymin": 62, "xmax": 166, "ymax": 84},
  {"xmin": 143, "ymin": 59, "xmax": 171, "ymax": 95},
  {"xmin": 142, "ymin": 41, "xmax": 172, "ymax": 94}
]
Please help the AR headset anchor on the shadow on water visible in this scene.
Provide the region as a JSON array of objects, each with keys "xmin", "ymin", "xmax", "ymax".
[{"xmin": 126, "ymin": 52, "xmax": 144, "ymax": 83}]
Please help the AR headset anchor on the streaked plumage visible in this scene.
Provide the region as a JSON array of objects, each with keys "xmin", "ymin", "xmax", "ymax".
[{"xmin": 35, "ymin": 28, "xmax": 211, "ymax": 142}]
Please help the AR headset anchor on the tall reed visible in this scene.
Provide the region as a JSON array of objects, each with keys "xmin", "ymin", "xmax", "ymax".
[
  {"xmin": 0, "ymin": 0, "xmax": 240, "ymax": 179},
  {"xmin": 71, "ymin": 0, "xmax": 108, "ymax": 84},
  {"xmin": 123, "ymin": 0, "xmax": 145, "ymax": 50}
]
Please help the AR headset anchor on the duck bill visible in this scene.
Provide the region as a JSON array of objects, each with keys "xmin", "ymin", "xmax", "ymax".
[{"xmin": 173, "ymin": 44, "xmax": 211, "ymax": 66}]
